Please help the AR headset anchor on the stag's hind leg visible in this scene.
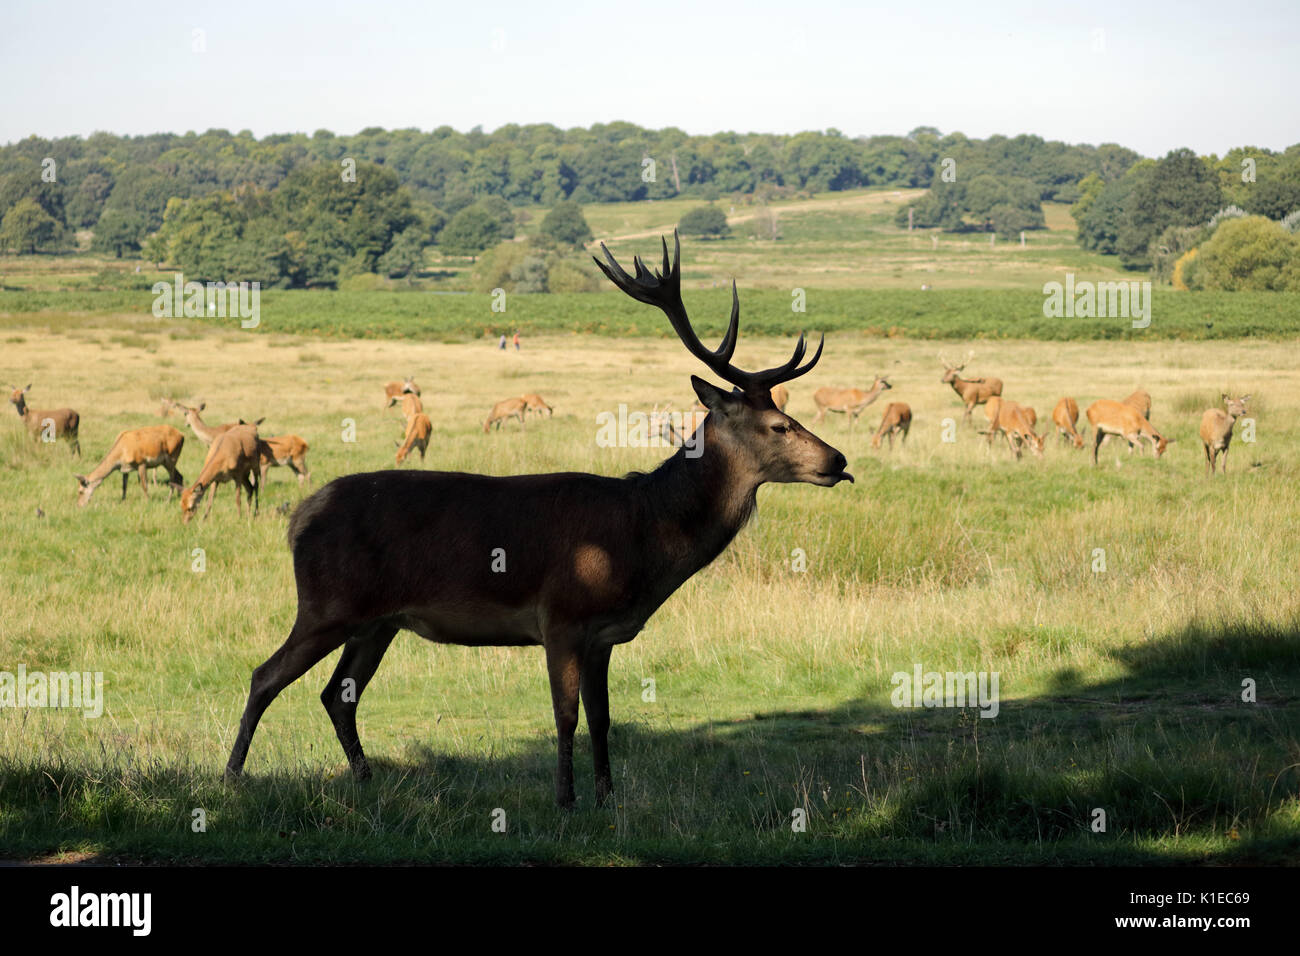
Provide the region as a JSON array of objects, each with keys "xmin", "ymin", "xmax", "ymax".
[
  {"xmin": 321, "ymin": 622, "xmax": 398, "ymax": 780},
  {"xmin": 225, "ymin": 618, "xmax": 351, "ymax": 778}
]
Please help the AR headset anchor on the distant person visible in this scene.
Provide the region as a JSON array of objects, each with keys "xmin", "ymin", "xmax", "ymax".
[
  {"xmin": 512, "ymin": 331, "xmax": 520, "ymax": 351},
  {"xmin": 498, "ymin": 334, "xmax": 507, "ymax": 350}
]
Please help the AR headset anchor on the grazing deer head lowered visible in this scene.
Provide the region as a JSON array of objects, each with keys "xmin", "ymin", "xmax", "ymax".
[{"xmin": 225, "ymin": 232, "xmax": 850, "ymax": 808}]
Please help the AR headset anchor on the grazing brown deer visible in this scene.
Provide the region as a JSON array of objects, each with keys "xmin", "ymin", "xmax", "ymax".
[
  {"xmin": 483, "ymin": 397, "xmax": 527, "ymax": 433},
  {"xmin": 225, "ymin": 232, "xmax": 851, "ymax": 808},
  {"xmin": 395, "ymin": 413, "xmax": 432, "ymax": 465},
  {"xmin": 940, "ymin": 354, "xmax": 1003, "ymax": 425},
  {"xmin": 181, "ymin": 424, "xmax": 261, "ymax": 522},
  {"xmin": 9, "ymin": 385, "xmax": 80, "ymax": 456},
  {"xmin": 384, "ymin": 377, "xmax": 420, "ymax": 407},
  {"xmin": 871, "ymin": 402, "xmax": 911, "ymax": 449},
  {"xmin": 75, "ymin": 425, "xmax": 185, "ymax": 506},
  {"xmin": 259, "ymin": 434, "xmax": 311, "ymax": 487},
  {"xmin": 1052, "ymin": 397, "xmax": 1085, "ymax": 449},
  {"xmin": 811, "ymin": 377, "xmax": 891, "ymax": 428},
  {"xmin": 770, "ymin": 384, "xmax": 789, "ymax": 412},
  {"xmin": 986, "ymin": 398, "xmax": 1044, "ymax": 459},
  {"xmin": 1086, "ymin": 400, "xmax": 1173, "ymax": 465},
  {"xmin": 1124, "ymin": 388, "xmax": 1152, "ymax": 420},
  {"xmin": 522, "ymin": 393, "xmax": 553, "ymax": 418},
  {"xmin": 1199, "ymin": 394, "xmax": 1250, "ymax": 476}
]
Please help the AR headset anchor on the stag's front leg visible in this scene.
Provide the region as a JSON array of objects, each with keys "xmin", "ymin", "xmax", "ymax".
[
  {"xmin": 545, "ymin": 639, "xmax": 582, "ymax": 808},
  {"xmin": 581, "ymin": 644, "xmax": 614, "ymax": 806}
]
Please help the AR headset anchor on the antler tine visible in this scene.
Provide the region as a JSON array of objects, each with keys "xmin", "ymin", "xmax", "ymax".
[{"xmin": 749, "ymin": 332, "xmax": 824, "ymax": 390}]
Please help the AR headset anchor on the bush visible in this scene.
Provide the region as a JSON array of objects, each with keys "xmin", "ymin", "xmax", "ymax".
[
  {"xmin": 1172, "ymin": 248, "xmax": 1199, "ymax": 290},
  {"xmin": 1192, "ymin": 216, "xmax": 1300, "ymax": 291},
  {"xmin": 679, "ymin": 205, "xmax": 730, "ymax": 238}
]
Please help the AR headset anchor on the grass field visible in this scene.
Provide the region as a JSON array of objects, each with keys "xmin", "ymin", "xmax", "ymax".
[{"xmin": 2, "ymin": 316, "xmax": 1298, "ymax": 864}]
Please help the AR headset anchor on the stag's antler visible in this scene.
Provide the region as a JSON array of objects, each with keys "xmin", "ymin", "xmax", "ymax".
[{"xmin": 595, "ymin": 231, "xmax": 822, "ymax": 394}]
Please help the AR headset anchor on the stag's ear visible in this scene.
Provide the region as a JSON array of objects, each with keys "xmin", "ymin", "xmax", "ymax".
[{"xmin": 691, "ymin": 375, "xmax": 740, "ymax": 414}]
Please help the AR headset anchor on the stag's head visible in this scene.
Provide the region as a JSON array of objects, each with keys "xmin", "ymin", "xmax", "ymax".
[
  {"xmin": 403, "ymin": 377, "xmax": 420, "ymax": 396},
  {"xmin": 1222, "ymin": 394, "xmax": 1250, "ymax": 420},
  {"xmin": 939, "ymin": 352, "xmax": 974, "ymax": 384},
  {"xmin": 595, "ymin": 232, "xmax": 851, "ymax": 488},
  {"xmin": 9, "ymin": 384, "xmax": 31, "ymax": 410}
]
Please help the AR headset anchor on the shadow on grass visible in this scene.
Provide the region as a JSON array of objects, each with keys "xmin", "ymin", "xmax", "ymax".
[{"xmin": 2, "ymin": 619, "xmax": 1298, "ymax": 865}]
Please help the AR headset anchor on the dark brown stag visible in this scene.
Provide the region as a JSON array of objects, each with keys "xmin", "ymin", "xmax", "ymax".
[{"xmin": 225, "ymin": 233, "xmax": 852, "ymax": 807}]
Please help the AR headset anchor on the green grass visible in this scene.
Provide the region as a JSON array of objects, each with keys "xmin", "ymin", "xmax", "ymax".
[{"xmin": 0, "ymin": 329, "xmax": 1298, "ymax": 864}]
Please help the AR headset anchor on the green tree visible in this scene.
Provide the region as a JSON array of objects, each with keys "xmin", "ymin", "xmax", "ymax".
[
  {"xmin": 679, "ymin": 204, "xmax": 729, "ymax": 237},
  {"xmin": 539, "ymin": 200, "xmax": 592, "ymax": 245},
  {"xmin": 92, "ymin": 208, "xmax": 147, "ymax": 257},
  {"xmin": 439, "ymin": 205, "xmax": 502, "ymax": 256},
  {"xmin": 0, "ymin": 197, "xmax": 59, "ymax": 253},
  {"xmin": 377, "ymin": 227, "xmax": 427, "ymax": 281},
  {"xmin": 1116, "ymin": 149, "xmax": 1221, "ymax": 268}
]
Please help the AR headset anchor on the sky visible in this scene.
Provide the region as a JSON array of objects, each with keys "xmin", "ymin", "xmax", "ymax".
[{"xmin": 1, "ymin": 0, "xmax": 1297, "ymax": 157}]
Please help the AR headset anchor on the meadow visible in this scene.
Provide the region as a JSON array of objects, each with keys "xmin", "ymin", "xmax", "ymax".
[
  {"xmin": 1, "ymin": 318, "xmax": 1298, "ymax": 864},
  {"xmin": 0, "ymin": 194, "xmax": 1298, "ymax": 865}
]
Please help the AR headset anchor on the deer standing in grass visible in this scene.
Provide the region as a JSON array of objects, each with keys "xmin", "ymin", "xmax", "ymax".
[
  {"xmin": 871, "ymin": 402, "xmax": 911, "ymax": 449},
  {"xmin": 259, "ymin": 435, "xmax": 311, "ymax": 487},
  {"xmin": 395, "ymin": 413, "xmax": 432, "ymax": 465},
  {"xmin": 1052, "ymin": 397, "xmax": 1085, "ymax": 449},
  {"xmin": 940, "ymin": 354, "xmax": 1003, "ymax": 425},
  {"xmin": 483, "ymin": 397, "xmax": 527, "ymax": 432},
  {"xmin": 180, "ymin": 424, "xmax": 261, "ymax": 522},
  {"xmin": 225, "ymin": 232, "xmax": 852, "ymax": 808},
  {"xmin": 1086, "ymin": 400, "xmax": 1173, "ymax": 465},
  {"xmin": 1199, "ymin": 394, "xmax": 1250, "ymax": 476},
  {"xmin": 522, "ymin": 394, "xmax": 553, "ymax": 418},
  {"xmin": 811, "ymin": 377, "xmax": 891, "ymax": 428},
  {"xmin": 384, "ymin": 377, "xmax": 420, "ymax": 408},
  {"xmin": 985, "ymin": 397, "xmax": 1044, "ymax": 459},
  {"xmin": 75, "ymin": 425, "xmax": 185, "ymax": 506},
  {"xmin": 9, "ymin": 385, "xmax": 80, "ymax": 456}
]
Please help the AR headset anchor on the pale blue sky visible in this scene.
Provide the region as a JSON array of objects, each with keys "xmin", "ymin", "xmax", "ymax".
[{"xmin": 1, "ymin": 0, "xmax": 1296, "ymax": 156}]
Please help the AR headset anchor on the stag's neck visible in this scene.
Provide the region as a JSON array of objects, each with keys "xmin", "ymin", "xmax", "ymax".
[{"xmin": 631, "ymin": 434, "xmax": 759, "ymax": 580}]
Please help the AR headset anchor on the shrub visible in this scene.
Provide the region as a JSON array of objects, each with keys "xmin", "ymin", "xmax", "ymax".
[{"xmin": 679, "ymin": 205, "xmax": 730, "ymax": 238}]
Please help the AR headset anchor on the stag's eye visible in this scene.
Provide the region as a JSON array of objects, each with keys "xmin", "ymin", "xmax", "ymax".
[{"xmin": 771, "ymin": 424, "xmax": 789, "ymax": 435}]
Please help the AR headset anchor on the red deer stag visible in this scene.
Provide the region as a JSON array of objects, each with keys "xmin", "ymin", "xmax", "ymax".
[
  {"xmin": 483, "ymin": 397, "xmax": 527, "ymax": 433},
  {"xmin": 225, "ymin": 233, "xmax": 851, "ymax": 808},
  {"xmin": 9, "ymin": 385, "xmax": 80, "ymax": 456},
  {"xmin": 940, "ymin": 354, "xmax": 1003, "ymax": 425}
]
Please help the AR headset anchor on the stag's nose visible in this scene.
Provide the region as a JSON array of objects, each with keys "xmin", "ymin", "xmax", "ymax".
[{"xmin": 831, "ymin": 451, "xmax": 848, "ymax": 473}]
